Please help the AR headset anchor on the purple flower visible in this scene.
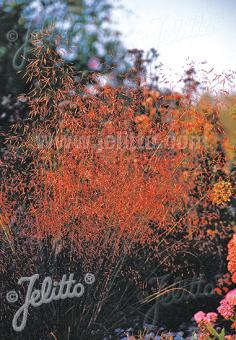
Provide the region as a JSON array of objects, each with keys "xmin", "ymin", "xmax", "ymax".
[{"xmin": 88, "ymin": 57, "xmax": 101, "ymax": 71}]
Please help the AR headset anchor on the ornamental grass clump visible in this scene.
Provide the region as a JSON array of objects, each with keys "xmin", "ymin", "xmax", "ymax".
[
  {"xmin": 1, "ymin": 30, "xmax": 203, "ymax": 259},
  {"xmin": 1, "ymin": 30, "xmax": 235, "ymax": 339}
]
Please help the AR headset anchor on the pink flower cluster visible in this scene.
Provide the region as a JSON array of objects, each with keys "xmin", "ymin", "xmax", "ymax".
[
  {"xmin": 194, "ymin": 311, "xmax": 218, "ymax": 324},
  {"xmin": 226, "ymin": 289, "xmax": 236, "ymax": 304},
  {"xmin": 217, "ymin": 289, "xmax": 236, "ymax": 320},
  {"xmin": 194, "ymin": 311, "xmax": 218, "ymax": 339}
]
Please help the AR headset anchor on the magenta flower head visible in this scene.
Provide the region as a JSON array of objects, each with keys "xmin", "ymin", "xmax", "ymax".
[
  {"xmin": 194, "ymin": 311, "xmax": 206, "ymax": 324},
  {"xmin": 206, "ymin": 312, "xmax": 218, "ymax": 323},
  {"xmin": 226, "ymin": 289, "xmax": 236, "ymax": 304},
  {"xmin": 217, "ymin": 298, "xmax": 234, "ymax": 320}
]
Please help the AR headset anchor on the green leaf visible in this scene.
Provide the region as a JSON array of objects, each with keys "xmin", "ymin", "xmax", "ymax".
[{"xmin": 219, "ymin": 328, "xmax": 225, "ymax": 339}]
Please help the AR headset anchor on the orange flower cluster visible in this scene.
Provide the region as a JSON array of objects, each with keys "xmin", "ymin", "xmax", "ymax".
[
  {"xmin": 210, "ymin": 180, "xmax": 233, "ymax": 207},
  {"xmin": 228, "ymin": 234, "xmax": 236, "ymax": 284}
]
